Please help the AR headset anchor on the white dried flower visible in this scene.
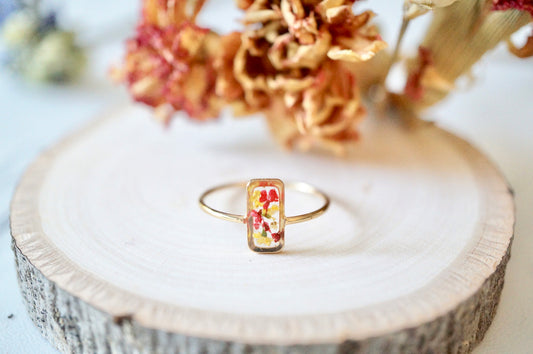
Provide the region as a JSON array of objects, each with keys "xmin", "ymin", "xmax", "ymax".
[
  {"xmin": 24, "ymin": 31, "xmax": 86, "ymax": 82},
  {"xmin": 1, "ymin": 11, "xmax": 38, "ymax": 47}
]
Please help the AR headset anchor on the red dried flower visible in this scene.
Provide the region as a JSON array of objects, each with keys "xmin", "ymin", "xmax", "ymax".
[
  {"xmin": 112, "ymin": 0, "xmax": 229, "ymax": 122},
  {"xmin": 259, "ymin": 189, "xmax": 279, "ymax": 203},
  {"xmin": 248, "ymin": 209, "xmax": 263, "ymax": 229},
  {"xmin": 123, "ymin": 21, "xmax": 222, "ymax": 122},
  {"xmin": 492, "ymin": 0, "xmax": 533, "ymax": 17},
  {"xmin": 259, "ymin": 189, "xmax": 279, "ymax": 211},
  {"xmin": 271, "ymin": 232, "xmax": 282, "ymax": 242}
]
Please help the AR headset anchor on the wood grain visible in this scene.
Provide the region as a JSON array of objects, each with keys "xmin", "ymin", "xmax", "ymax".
[{"xmin": 10, "ymin": 106, "xmax": 514, "ymax": 353}]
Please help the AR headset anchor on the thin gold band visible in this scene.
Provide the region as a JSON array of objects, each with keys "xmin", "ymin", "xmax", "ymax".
[{"xmin": 199, "ymin": 181, "xmax": 330, "ymax": 225}]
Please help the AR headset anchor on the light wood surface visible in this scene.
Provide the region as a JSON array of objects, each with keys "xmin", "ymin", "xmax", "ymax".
[{"xmin": 10, "ymin": 106, "xmax": 514, "ymax": 353}]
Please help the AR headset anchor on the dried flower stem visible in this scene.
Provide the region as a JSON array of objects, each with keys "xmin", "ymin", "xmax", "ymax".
[{"xmin": 382, "ymin": 17, "xmax": 411, "ymax": 86}]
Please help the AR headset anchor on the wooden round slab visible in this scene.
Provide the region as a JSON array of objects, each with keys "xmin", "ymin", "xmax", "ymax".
[{"xmin": 10, "ymin": 106, "xmax": 514, "ymax": 353}]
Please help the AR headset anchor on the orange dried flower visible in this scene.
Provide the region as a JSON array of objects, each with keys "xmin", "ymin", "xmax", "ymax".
[
  {"xmin": 267, "ymin": 61, "xmax": 365, "ymax": 154},
  {"xmin": 214, "ymin": 32, "xmax": 244, "ymax": 103},
  {"xmin": 234, "ymin": 0, "xmax": 386, "ymax": 153}
]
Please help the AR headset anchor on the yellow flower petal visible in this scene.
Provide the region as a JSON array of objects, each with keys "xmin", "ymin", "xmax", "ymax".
[
  {"xmin": 253, "ymin": 233, "xmax": 272, "ymax": 246},
  {"xmin": 252, "ymin": 189, "xmax": 263, "ymax": 208},
  {"xmin": 268, "ymin": 204, "xmax": 279, "ymax": 215}
]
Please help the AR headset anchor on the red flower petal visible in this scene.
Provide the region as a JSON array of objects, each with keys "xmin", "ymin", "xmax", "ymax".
[
  {"xmin": 268, "ymin": 189, "xmax": 279, "ymax": 202},
  {"xmin": 259, "ymin": 190, "xmax": 268, "ymax": 203},
  {"xmin": 248, "ymin": 210, "xmax": 263, "ymax": 229},
  {"xmin": 492, "ymin": 0, "xmax": 533, "ymax": 17}
]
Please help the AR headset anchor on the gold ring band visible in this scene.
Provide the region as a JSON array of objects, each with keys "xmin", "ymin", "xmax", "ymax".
[{"xmin": 199, "ymin": 179, "xmax": 330, "ymax": 253}]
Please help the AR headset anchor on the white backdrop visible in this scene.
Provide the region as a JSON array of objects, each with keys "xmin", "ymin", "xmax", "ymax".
[{"xmin": 1, "ymin": 1, "xmax": 532, "ymax": 352}]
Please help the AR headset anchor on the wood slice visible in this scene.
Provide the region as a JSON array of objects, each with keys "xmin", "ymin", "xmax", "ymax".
[{"xmin": 10, "ymin": 106, "xmax": 514, "ymax": 353}]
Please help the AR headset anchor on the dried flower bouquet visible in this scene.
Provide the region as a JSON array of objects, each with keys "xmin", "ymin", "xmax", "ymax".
[{"xmin": 114, "ymin": 0, "xmax": 532, "ymax": 155}]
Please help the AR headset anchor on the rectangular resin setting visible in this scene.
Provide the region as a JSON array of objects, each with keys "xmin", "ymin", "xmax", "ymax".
[{"xmin": 246, "ymin": 179, "xmax": 285, "ymax": 253}]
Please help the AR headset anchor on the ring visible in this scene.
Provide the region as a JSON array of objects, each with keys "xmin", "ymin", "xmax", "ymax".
[{"xmin": 199, "ymin": 179, "xmax": 330, "ymax": 253}]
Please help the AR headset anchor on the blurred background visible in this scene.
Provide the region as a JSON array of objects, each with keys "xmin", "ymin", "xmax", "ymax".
[{"xmin": 0, "ymin": 1, "xmax": 532, "ymax": 352}]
